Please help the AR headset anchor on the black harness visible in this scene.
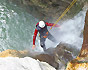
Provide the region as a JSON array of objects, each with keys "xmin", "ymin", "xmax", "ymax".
[{"xmin": 36, "ymin": 23, "xmax": 48, "ymax": 37}]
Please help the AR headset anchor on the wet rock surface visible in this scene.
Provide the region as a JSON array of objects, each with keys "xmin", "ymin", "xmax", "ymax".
[
  {"xmin": 7, "ymin": 0, "xmax": 86, "ymax": 22},
  {"xmin": 0, "ymin": 42, "xmax": 75, "ymax": 69}
]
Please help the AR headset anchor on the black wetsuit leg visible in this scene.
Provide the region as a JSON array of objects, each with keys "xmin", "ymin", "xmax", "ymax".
[
  {"xmin": 47, "ymin": 32, "xmax": 57, "ymax": 43},
  {"xmin": 40, "ymin": 36, "xmax": 46, "ymax": 51}
]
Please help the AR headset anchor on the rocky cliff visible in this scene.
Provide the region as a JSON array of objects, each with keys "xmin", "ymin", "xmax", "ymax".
[
  {"xmin": 0, "ymin": 43, "xmax": 75, "ymax": 70},
  {"xmin": 66, "ymin": 10, "xmax": 88, "ymax": 70},
  {"xmin": 7, "ymin": 0, "xmax": 87, "ymax": 22},
  {"xmin": 0, "ymin": 57, "xmax": 56, "ymax": 70}
]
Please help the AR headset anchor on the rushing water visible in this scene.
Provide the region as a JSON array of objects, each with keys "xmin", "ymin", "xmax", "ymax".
[
  {"xmin": 55, "ymin": 11, "xmax": 86, "ymax": 49},
  {"xmin": 45, "ymin": 10, "xmax": 86, "ymax": 52},
  {"xmin": 0, "ymin": 0, "xmax": 39, "ymax": 51},
  {"xmin": 0, "ymin": 0, "xmax": 87, "ymax": 53}
]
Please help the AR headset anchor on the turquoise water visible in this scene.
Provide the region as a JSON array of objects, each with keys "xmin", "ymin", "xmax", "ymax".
[{"xmin": 0, "ymin": 0, "xmax": 39, "ymax": 51}]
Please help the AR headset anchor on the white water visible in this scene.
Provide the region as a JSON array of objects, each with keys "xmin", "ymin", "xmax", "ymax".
[{"xmin": 38, "ymin": 10, "xmax": 86, "ymax": 51}]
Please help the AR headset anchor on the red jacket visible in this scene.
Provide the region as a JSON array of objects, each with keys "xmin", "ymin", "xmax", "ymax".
[{"xmin": 33, "ymin": 22, "xmax": 59, "ymax": 45}]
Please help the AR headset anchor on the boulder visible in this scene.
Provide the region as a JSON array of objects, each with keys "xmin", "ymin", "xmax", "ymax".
[
  {"xmin": 0, "ymin": 42, "xmax": 74, "ymax": 69},
  {"xmin": 34, "ymin": 42, "xmax": 74, "ymax": 69},
  {"xmin": 0, "ymin": 57, "xmax": 56, "ymax": 70},
  {"xmin": 34, "ymin": 53, "xmax": 58, "ymax": 69},
  {"xmin": 54, "ymin": 43, "xmax": 74, "ymax": 64}
]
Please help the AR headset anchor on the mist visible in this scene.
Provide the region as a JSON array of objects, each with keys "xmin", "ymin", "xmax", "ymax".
[{"xmin": 44, "ymin": 10, "xmax": 86, "ymax": 51}]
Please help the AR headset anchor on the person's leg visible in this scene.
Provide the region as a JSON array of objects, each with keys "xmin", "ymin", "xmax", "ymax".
[
  {"xmin": 40, "ymin": 37, "xmax": 46, "ymax": 51},
  {"xmin": 47, "ymin": 32, "xmax": 57, "ymax": 43}
]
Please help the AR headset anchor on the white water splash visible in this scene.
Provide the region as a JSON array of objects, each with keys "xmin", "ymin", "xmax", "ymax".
[{"xmin": 44, "ymin": 10, "xmax": 86, "ymax": 50}]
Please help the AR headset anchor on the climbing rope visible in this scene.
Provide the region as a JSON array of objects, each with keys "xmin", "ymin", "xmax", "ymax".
[
  {"xmin": 43, "ymin": 0, "xmax": 77, "ymax": 38},
  {"xmin": 49, "ymin": 0, "xmax": 77, "ymax": 30}
]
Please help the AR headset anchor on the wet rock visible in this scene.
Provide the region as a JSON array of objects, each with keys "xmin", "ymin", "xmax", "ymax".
[
  {"xmin": 66, "ymin": 10, "xmax": 88, "ymax": 70},
  {"xmin": 0, "ymin": 42, "xmax": 74, "ymax": 69},
  {"xmin": 54, "ymin": 43, "xmax": 74, "ymax": 62},
  {"xmin": 34, "ymin": 54, "xmax": 58, "ymax": 69},
  {"xmin": 79, "ymin": 10, "xmax": 88, "ymax": 57},
  {"xmin": 7, "ymin": 0, "xmax": 86, "ymax": 22},
  {"xmin": 53, "ymin": 43, "xmax": 74, "ymax": 70},
  {"xmin": 34, "ymin": 42, "xmax": 74, "ymax": 69}
]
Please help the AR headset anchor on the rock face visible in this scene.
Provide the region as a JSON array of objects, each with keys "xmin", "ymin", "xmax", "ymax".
[
  {"xmin": 0, "ymin": 49, "xmax": 29, "ymax": 58},
  {"xmin": 7, "ymin": 0, "xmax": 86, "ymax": 22},
  {"xmin": 79, "ymin": 10, "xmax": 88, "ymax": 57},
  {"xmin": 0, "ymin": 57, "xmax": 56, "ymax": 70},
  {"xmin": 66, "ymin": 10, "xmax": 88, "ymax": 70},
  {"xmin": 0, "ymin": 43, "xmax": 74, "ymax": 69}
]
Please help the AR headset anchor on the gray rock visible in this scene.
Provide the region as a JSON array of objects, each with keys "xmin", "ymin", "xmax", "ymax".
[{"xmin": 7, "ymin": 0, "xmax": 87, "ymax": 22}]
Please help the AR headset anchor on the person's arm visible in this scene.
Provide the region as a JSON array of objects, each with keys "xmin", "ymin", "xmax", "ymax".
[
  {"xmin": 32, "ymin": 29, "xmax": 38, "ymax": 49},
  {"xmin": 46, "ymin": 22, "xmax": 59, "ymax": 27}
]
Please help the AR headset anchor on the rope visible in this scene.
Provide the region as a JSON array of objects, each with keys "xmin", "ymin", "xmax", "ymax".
[
  {"xmin": 49, "ymin": 0, "xmax": 77, "ymax": 30},
  {"xmin": 43, "ymin": 0, "xmax": 77, "ymax": 38}
]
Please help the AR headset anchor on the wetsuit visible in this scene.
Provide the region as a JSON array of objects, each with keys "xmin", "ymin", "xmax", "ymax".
[{"xmin": 33, "ymin": 22, "xmax": 59, "ymax": 51}]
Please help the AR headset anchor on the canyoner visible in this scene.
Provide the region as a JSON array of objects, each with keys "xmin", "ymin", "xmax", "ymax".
[
  {"xmin": 32, "ymin": 0, "xmax": 77, "ymax": 51},
  {"xmin": 32, "ymin": 21, "xmax": 59, "ymax": 51}
]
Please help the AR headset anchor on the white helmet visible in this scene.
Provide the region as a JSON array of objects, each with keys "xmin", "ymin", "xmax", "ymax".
[{"xmin": 39, "ymin": 21, "xmax": 45, "ymax": 28}]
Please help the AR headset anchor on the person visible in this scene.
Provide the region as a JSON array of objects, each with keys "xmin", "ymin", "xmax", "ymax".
[{"xmin": 32, "ymin": 20, "xmax": 59, "ymax": 51}]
